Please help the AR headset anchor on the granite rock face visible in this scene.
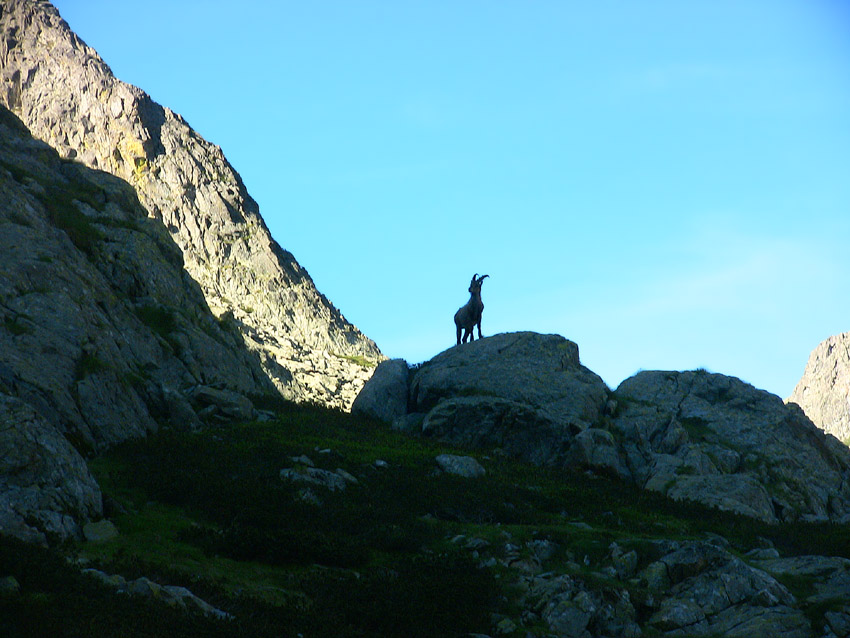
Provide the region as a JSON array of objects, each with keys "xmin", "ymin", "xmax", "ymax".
[
  {"xmin": 788, "ymin": 332, "xmax": 850, "ymax": 446},
  {"xmin": 614, "ymin": 370, "xmax": 850, "ymax": 524},
  {"xmin": 0, "ymin": 103, "xmax": 281, "ymax": 539},
  {"xmin": 0, "ymin": 0, "xmax": 381, "ymax": 409},
  {"xmin": 409, "ymin": 331, "xmax": 608, "ymax": 431},
  {"xmin": 0, "ymin": 105, "xmax": 272, "ymax": 446},
  {"xmin": 0, "ymin": 393, "xmax": 101, "ymax": 544},
  {"xmin": 645, "ymin": 540, "xmax": 810, "ymax": 638},
  {"xmin": 510, "ymin": 536, "xmax": 821, "ymax": 638}
]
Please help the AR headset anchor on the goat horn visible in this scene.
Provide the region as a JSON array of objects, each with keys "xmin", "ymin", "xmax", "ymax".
[{"xmin": 478, "ymin": 274, "xmax": 489, "ymax": 280}]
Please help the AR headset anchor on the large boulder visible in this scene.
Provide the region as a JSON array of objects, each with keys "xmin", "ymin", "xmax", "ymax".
[
  {"xmin": 787, "ymin": 332, "xmax": 850, "ymax": 445},
  {"xmin": 421, "ymin": 396, "xmax": 575, "ymax": 467},
  {"xmin": 410, "ymin": 332, "xmax": 608, "ymax": 431},
  {"xmin": 0, "ymin": 104, "xmax": 271, "ymax": 453},
  {"xmin": 351, "ymin": 359, "xmax": 409, "ymax": 422},
  {"xmin": 355, "ymin": 332, "xmax": 613, "ymax": 470},
  {"xmin": 435, "ymin": 454, "xmax": 486, "ymax": 478},
  {"xmin": 614, "ymin": 370, "xmax": 850, "ymax": 523}
]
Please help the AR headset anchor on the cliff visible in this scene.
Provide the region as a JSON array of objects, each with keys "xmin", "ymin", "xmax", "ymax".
[
  {"xmin": 0, "ymin": 0, "xmax": 382, "ymax": 409},
  {"xmin": 0, "ymin": 102, "xmax": 278, "ymax": 540},
  {"xmin": 788, "ymin": 332, "xmax": 850, "ymax": 446}
]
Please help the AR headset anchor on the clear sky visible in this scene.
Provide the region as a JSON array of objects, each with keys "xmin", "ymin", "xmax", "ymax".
[{"xmin": 52, "ymin": 0, "xmax": 850, "ymax": 398}]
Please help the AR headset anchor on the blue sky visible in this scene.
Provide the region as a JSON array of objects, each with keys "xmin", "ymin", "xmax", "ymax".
[{"xmin": 53, "ymin": 0, "xmax": 850, "ymax": 398}]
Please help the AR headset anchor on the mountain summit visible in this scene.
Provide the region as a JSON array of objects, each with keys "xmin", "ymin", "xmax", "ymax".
[{"xmin": 0, "ymin": 0, "xmax": 382, "ymax": 409}]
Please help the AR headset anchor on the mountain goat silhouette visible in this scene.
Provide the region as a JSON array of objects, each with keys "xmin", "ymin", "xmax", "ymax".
[{"xmin": 454, "ymin": 273, "xmax": 489, "ymax": 345}]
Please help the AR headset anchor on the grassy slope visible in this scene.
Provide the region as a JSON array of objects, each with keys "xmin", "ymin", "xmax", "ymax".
[{"xmin": 2, "ymin": 401, "xmax": 849, "ymax": 637}]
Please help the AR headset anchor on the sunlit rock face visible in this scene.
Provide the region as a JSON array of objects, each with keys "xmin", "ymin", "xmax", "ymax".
[
  {"xmin": 0, "ymin": 0, "xmax": 382, "ymax": 409},
  {"xmin": 787, "ymin": 332, "xmax": 850, "ymax": 446}
]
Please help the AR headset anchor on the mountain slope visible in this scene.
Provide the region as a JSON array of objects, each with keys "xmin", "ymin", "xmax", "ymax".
[
  {"xmin": 0, "ymin": 0, "xmax": 382, "ymax": 409},
  {"xmin": 5, "ymin": 401, "xmax": 850, "ymax": 637},
  {"xmin": 788, "ymin": 332, "xmax": 850, "ymax": 445},
  {"xmin": 0, "ymin": 102, "xmax": 280, "ymax": 541}
]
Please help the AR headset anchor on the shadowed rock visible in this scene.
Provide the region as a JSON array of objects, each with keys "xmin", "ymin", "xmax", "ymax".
[
  {"xmin": 355, "ymin": 332, "xmax": 614, "ymax": 472},
  {"xmin": 351, "ymin": 358, "xmax": 409, "ymax": 422},
  {"xmin": 646, "ymin": 540, "xmax": 810, "ymax": 638},
  {"xmin": 0, "ymin": 393, "xmax": 101, "ymax": 543},
  {"xmin": 614, "ymin": 369, "xmax": 850, "ymax": 523},
  {"xmin": 355, "ymin": 333, "xmax": 850, "ymax": 524}
]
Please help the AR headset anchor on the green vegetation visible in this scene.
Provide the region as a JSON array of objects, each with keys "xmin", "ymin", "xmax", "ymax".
[
  {"xmin": 2, "ymin": 401, "xmax": 850, "ymax": 636},
  {"xmin": 337, "ymin": 353, "xmax": 378, "ymax": 368},
  {"xmin": 0, "ymin": 535, "xmax": 238, "ymax": 638},
  {"xmin": 40, "ymin": 189, "xmax": 104, "ymax": 254},
  {"xmin": 2, "ymin": 315, "xmax": 32, "ymax": 337},
  {"xmin": 75, "ymin": 351, "xmax": 109, "ymax": 379},
  {"xmin": 135, "ymin": 304, "xmax": 177, "ymax": 337},
  {"xmin": 133, "ymin": 156, "xmax": 148, "ymax": 178},
  {"xmin": 679, "ymin": 416, "xmax": 715, "ymax": 443}
]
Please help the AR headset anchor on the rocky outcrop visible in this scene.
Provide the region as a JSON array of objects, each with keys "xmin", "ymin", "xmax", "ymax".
[
  {"xmin": 614, "ymin": 370, "xmax": 850, "ymax": 524},
  {"xmin": 350, "ymin": 358, "xmax": 409, "ymax": 423},
  {"xmin": 469, "ymin": 530, "xmax": 824, "ymax": 638},
  {"xmin": 0, "ymin": 393, "xmax": 101, "ymax": 545},
  {"xmin": 355, "ymin": 332, "xmax": 850, "ymax": 524},
  {"xmin": 409, "ymin": 331, "xmax": 608, "ymax": 430},
  {"xmin": 0, "ymin": 103, "xmax": 280, "ymax": 539},
  {"xmin": 0, "ymin": 0, "xmax": 381, "ymax": 409},
  {"xmin": 354, "ymin": 332, "xmax": 613, "ymax": 471},
  {"xmin": 644, "ymin": 540, "xmax": 811, "ymax": 637},
  {"xmin": 750, "ymin": 554, "xmax": 850, "ymax": 609},
  {"xmin": 788, "ymin": 332, "xmax": 850, "ymax": 445},
  {"xmin": 83, "ymin": 568, "xmax": 231, "ymax": 619}
]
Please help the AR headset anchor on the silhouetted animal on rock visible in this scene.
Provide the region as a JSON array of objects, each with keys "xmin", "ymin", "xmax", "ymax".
[{"xmin": 454, "ymin": 273, "xmax": 489, "ymax": 345}]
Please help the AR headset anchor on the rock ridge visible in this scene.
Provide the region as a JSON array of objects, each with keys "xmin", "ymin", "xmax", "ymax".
[{"xmin": 354, "ymin": 331, "xmax": 850, "ymax": 525}]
